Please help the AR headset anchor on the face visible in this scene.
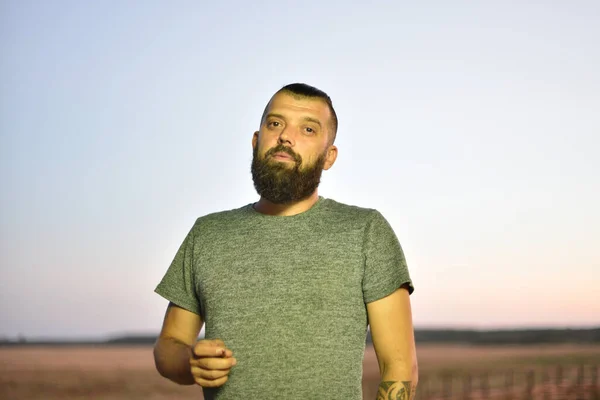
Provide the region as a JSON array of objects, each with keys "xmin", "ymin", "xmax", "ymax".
[{"xmin": 251, "ymin": 91, "xmax": 338, "ymax": 204}]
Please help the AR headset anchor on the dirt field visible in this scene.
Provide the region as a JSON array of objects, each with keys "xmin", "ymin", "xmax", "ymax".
[{"xmin": 1, "ymin": 344, "xmax": 599, "ymax": 399}]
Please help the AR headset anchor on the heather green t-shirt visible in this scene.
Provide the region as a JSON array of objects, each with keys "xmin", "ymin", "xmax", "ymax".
[{"xmin": 155, "ymin": 197, "xmax": 413, "ymax": 400}]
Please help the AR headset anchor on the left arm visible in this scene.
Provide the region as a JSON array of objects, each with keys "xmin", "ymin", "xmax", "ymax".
[{"xmin": 367, "ymin": 284, "xmax": 418, "ymax": 400}]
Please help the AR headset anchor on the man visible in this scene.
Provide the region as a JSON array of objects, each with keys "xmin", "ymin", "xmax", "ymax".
[{"xmin": 154, "ymin": 83, "xmax": 418, "ymax": 400}]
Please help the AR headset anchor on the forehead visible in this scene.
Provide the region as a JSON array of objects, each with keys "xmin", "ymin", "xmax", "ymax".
[{"xmin": 265, "ymin": 92, "xmax": 331, "ymax": 122}]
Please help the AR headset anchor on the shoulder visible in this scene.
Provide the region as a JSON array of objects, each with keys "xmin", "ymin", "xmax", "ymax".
[
  {"xmin": 320, "ymin": 197, "xmax": 382, "ymax": 223},
  {"xmin": 189, "ymin": 203, "xmax": 253, "ymax": 232},
  {"xmin": 319, "ymin": 198, "xmax": 399, "ymax": 239}
]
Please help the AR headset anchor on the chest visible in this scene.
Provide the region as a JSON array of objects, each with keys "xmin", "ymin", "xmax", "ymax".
[{"xmin": 193, "ymin": 227, "xmax": 366, "ymax": 322}]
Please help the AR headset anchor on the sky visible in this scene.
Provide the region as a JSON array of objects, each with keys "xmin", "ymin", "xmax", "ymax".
[{"xmin": 1, "ymin": 1, "xmax": 598, "ymax": 339}]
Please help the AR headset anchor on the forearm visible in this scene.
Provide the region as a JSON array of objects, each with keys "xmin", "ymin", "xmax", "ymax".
[
  {"xmin": 376, "ymin": 364, "xmax": 418, "ymax": 400},
  {"xmin": 153, "ymin": 336, "xmax": 195, "ymax": 385}
]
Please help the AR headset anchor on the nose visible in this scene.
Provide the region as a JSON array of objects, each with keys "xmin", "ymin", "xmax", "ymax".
[{"xmin": 277, "ymin": 125, "xmax": 294, "ymax": 146}]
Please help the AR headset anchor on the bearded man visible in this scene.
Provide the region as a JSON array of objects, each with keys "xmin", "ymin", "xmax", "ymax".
[{"xmin": 153, "ymin": 83, "xmax": 418, "ymax": 400}]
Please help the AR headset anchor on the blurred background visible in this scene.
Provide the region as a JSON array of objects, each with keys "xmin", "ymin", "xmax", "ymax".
[{"xmin": 1, "ymin": 1, "xmax": 598, "ymax": 399}]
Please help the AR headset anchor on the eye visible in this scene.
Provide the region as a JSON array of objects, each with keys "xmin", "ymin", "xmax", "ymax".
[
  {"xmin": 304, "ymin": 127, "xmax": 316, "ymax": 134},
  {"xmin": 268, "ymin": 121, "xmax": 281, "ymax": 128}
]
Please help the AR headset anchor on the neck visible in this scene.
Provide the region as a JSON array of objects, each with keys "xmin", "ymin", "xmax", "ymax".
[{"xmin": 253, "ymin": 191, "xmax": 320, "ymax": 216}]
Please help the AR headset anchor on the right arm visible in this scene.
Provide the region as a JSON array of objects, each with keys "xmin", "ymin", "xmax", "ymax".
[
  {"xmin": 154, "ymin": 302, "xmax": 203, "ymax": 385},
  {"xmin": 154, "ymin": 302, "xmax": 236, "ymax": 387}
]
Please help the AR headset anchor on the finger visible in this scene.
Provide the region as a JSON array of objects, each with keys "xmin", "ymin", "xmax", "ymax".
[
  {"xmin": 222, "ymin": 348, "xmax": 233, "ymax": 358},
  {"xmin": 194, "ymin": 374, "xmax": 229, "ymax": 388},
  {"xmin": 192, "ymin": 356, "xmax": 237, "ymax": 370},
  {"xmin": 210, "ymin": 339, "xmax": 233, "ymax": 358},
  {"xmin": 191, "ymin": 365, "xmax": 231, "ymax": 381},
  {"xmin": 193, "ymin": 342, "xmax": 228, "ymax": 358}
]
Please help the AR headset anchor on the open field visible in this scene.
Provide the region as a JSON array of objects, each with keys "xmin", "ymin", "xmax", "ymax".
[{"xmin": 1, "ymin": 344, "xmax": 599, "ymax": 399}]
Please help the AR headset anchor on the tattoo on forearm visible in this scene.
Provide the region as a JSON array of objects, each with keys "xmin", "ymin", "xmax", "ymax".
[{"xmin": 376, "ymin": 380, "xmax": 416, "ymax": 400}]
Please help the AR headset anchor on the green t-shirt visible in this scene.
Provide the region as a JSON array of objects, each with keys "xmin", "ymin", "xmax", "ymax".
[{"xmin": 155, "ymin": 197, "xmax": 413, "ymax": 400}]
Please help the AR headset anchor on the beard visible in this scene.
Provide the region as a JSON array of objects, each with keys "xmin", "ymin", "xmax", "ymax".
[{"xmin": 251, "ymin": 143, "xmax": 327, "ymax": 204}]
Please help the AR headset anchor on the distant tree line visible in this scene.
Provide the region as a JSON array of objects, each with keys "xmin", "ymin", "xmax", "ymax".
[
  {"xmin": 2, "ymin": 327, "xmax": 599, "ymax": 346},
  {"xmin": 368, "ymin": 327, "xmax": 600, "ymax": 345}
]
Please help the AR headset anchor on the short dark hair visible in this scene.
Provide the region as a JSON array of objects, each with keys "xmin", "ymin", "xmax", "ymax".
[{"xmin": 260, "ymin": 83, "xmax": 338, "ymax": 144}]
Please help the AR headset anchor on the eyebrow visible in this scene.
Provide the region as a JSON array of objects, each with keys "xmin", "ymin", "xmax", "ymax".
[
  {"xmin": 266, "ymin": 113, "xmax": 322, "ymax": 128},
  {"xmin": 303, "ymin": 117, "xmax": 322, "ymax": 128}
]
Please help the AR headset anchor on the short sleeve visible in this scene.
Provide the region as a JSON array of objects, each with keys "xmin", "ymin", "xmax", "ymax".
[
  {"xmin": 362, "ymin": 211, "xmax": 414, "ymax": 303},
  {"xmin": 155, "ymin": 220, "xmax": 203, "ymax": 316}
]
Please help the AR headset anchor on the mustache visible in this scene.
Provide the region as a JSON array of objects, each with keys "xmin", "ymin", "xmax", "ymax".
[{"xmin": 265, "ymin": 144, "xmax": 301, "ymax": 163}]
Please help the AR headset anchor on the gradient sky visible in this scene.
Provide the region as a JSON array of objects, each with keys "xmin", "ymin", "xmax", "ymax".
[{"xmin": 1, "ymin": 1, "xmax": 598, "ymax": 339}]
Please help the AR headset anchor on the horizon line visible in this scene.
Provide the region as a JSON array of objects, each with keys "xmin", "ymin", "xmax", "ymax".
[{"xmin": 3, "ymin": 324, "xmax": 599, "ymax": 342}]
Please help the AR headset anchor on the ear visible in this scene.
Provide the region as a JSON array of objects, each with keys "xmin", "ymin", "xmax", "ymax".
[
  {"xmin": 323, "ymin": 145, "xmax": 338, "ymax": 171},
  {"xmin": 252, "ymin": 131, "xmax": 259, "ymax": 149}
]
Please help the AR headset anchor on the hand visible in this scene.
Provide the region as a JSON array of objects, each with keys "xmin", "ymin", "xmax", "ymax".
[{"xmin": 189, "ymin": 338, "xmax": 237, "ymax": 388}]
